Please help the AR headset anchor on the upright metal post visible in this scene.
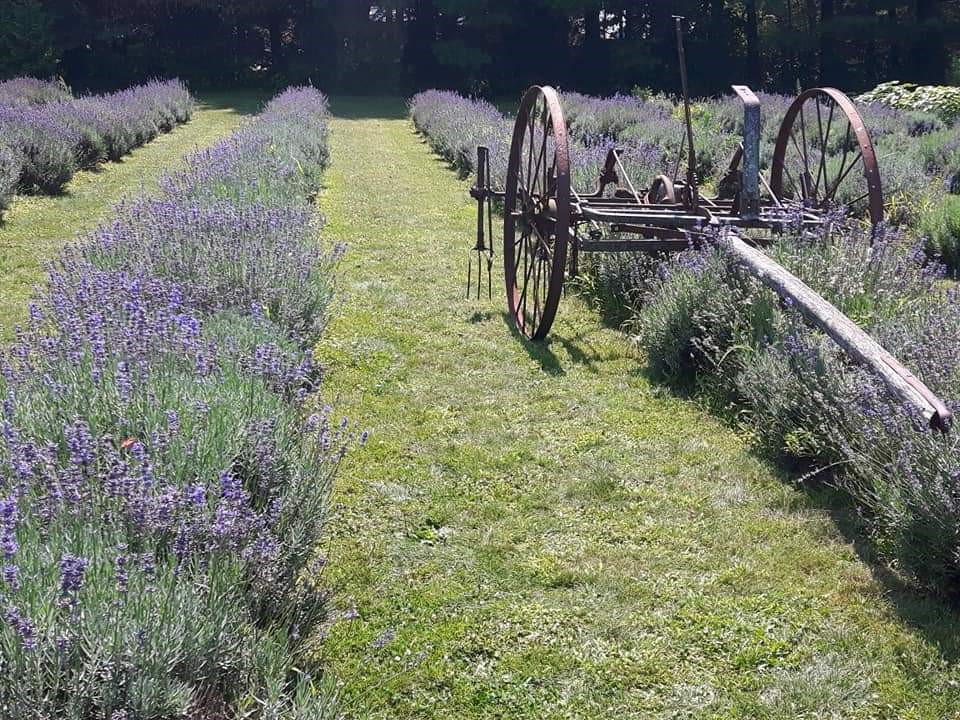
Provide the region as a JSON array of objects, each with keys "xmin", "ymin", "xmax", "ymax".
[
  {"xmin": 673, "ymin": 15, "xmax": 698, "ymax": 210},
  {"xmin": 732, "ymin": 85, "xmax": 760, "ymax": 220}
]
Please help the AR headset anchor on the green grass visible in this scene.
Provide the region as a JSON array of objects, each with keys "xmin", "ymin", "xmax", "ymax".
[
  {"xmin": 0, "ymin": 91, "xmax": 265, "ymax": 333},
  {"xmin": 315, "ymin": 96, "xmax": 960, "ymax": 719}
]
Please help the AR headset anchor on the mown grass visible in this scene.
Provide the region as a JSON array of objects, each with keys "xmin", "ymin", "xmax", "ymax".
[
  {"xmin": 0, "ymin": 91, "xmax": 264, "ymax": 333},
  {"xmin": 315, "ymin": 96, "xmax": 960, "ymax": 719}
]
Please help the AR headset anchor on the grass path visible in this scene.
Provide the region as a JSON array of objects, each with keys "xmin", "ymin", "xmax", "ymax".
[
  {"xmin": 0, "ymin": 92, "xmax": 263, "ymax": 331},
  {"xmin": 317, "ymin": 97, "xmax": 960, "ymax": 719}
]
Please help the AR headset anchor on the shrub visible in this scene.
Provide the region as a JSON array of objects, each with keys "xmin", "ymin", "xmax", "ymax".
[
  {"xmin": 858, "ymin": 81, "xmax": 960, "ymax": 124},
  {"xmin": 920, "ymin": 195, "xmax": 960, "ymax": 271},
  {"xmin": 0, "ymin": 104, "xmax": 78, "ymax": 193},
  {"xmin": 0, "ymin": 77, "xmax": 70, "ymax": 106},
  {"xmin": 0, "ymin": 79, "xmax": 195, "ymax": 193},
  {"xmin": 409, "ymin": 90, "xmax": 511, "ymax": 180},
  {"xmin": 164, "ymin": 87, "xmax": 326, "ymax": 208}
]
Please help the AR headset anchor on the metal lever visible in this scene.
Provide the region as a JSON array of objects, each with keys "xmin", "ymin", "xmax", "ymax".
[
  {"xmin": 673, "ymin": 15, "xmax": 699, "ymax": 211},
  {"xmin": 468, "ymin": 146, "xmax": 495, "ymax": 300}
]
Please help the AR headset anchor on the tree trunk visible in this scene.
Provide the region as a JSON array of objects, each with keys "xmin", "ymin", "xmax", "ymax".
[
  {"xmin": 267, "ymin": 11, "xmax": 286, "ymax": 72},
  {"xmin": 819, "ymin": 0, "xmax": 836, "ymax": 84},
  {"xmin": 910, "ymin": 0, "xmax": 945, "ymax": 82},
  {"xmin": 406, "ymin": 0, "xmax": 437, "ymax": 87},
  {"xmin": 745, "ymin": 0, "xmax": 760, "ymax": 85}
]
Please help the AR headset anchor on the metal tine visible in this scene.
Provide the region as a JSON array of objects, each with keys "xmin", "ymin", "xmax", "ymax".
[{"xmin": 468, "ymin": 146, "xmax": 490, "ymax": 300}]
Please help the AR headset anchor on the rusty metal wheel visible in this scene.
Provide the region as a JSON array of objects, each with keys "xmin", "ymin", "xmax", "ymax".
[
  {"xmin": 503, "ymin": 86, "xmax": 570, "ymax": 341},
  {"xmin": 646, "ymin": 174, "xmax": 676, "ymax": 204},
  {"xmin": 770, "ymin": 88, "xmax": 883, "ymax": 226}
]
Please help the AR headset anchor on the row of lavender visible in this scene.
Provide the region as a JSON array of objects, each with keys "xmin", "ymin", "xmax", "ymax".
[
  {"xmin": 410, "ymin": 90, "xmax": 960, "ymax": 595},
  {"xmin": 0, "ymin": 78, "xmax": 194, "ymax": 219},
  {"xmin": 0, "ymin": 87, "xmax": 349, "ymax": 717}
]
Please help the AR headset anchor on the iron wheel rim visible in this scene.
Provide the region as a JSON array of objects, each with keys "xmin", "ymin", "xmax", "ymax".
[{"xmin": 503, "ymin": 86, "xmax": 570, "ymax": 341}]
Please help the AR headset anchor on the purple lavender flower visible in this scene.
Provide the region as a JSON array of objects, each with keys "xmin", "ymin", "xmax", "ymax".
[
  {"xmin": 2, "ymin": 563, "xmax": 19, "ymax": 591},
  {"xmin": 115, "ymin": 548, "xmax": 129, "ymax": 593},
  {"xmin": 59, "ymin": 554, "xmax": 89, "ymax": 598},
  {"xmin": 4, "ymin": 604, "xmax": 37, "ymax": 650}
]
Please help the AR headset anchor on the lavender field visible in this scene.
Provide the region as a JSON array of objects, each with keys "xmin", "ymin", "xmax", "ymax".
[
  {"xmin": 411, "ymin": 88, "xmax": 960, "ymax": 595},
  {"xmin": 0, "ymin": 87, "xmax": 352, "ymax": 717},
  {"xmin": 4, "ymin": 0, "xmax": 960, "ymax": 716},
  {"xmin": 0, "ymin": 78, "xmax": 194, "ymax": 218}
]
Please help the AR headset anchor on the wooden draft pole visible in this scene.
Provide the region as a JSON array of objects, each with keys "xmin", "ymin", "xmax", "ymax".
[{"xmin": 715, "ymin": 226, "xmax": 952, "ymax": 431}]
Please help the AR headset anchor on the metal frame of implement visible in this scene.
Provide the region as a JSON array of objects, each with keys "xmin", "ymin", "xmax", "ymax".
[{"xmin": 466, "ymin": 17, "xmax": 951, "ymax": 432}]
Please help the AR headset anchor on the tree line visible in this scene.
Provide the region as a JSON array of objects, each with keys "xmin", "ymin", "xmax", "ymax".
[{"xmin": 1, "ymin": 0, "xmax": 958, "ymax": 97}]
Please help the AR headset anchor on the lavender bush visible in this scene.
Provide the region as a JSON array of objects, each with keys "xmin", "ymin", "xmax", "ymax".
[
  {"xmin": 410, "ymin": 90, "xmax": 511, "ymax": 181},
  {"xmin": 0, "ymin": 104, "xmax": 78, "ymax": 193},
  {"xmin": 0, "ymin": 79, "xmax": 194, "ymax": 194},
  {"xmin": 0, "ymin": 77, "xmax": 71, "ymax": 106},
  {"xmin": 408, "ymin": 90, "xmax": 668, "ymax": 194},
  {"xmin": 0, "ymin": 85, "xmax": 350, "ymax": 718},
  {"xmin": 164, "ymin": 88, "xmax": 327, "ymax": 207}
]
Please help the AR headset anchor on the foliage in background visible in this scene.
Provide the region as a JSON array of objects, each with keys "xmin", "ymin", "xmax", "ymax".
[
  {"xmin": 0, "ymin": 0, "xmax": 57, "ymax": 79},
  {"xmin": 0, "ymin": 1, "xmax": 956, "ymax": 98},
  {"xmin": 0, "ymin": 86, "xmax": 352, "ymax": 718},
  {"xmin": 858, "ymin": 81, "xmax": 960, "ymax": 124}
]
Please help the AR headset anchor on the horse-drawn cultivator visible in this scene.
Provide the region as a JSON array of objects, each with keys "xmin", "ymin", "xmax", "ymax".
[{"xmin": 467, "ymin": 18, "xmax": 951, "ymax": 431}]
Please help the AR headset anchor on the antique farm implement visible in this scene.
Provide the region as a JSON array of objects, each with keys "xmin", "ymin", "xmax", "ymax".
[{"xmin": 467, "ymin": 18, "xmax": 951, "ymax": 430}]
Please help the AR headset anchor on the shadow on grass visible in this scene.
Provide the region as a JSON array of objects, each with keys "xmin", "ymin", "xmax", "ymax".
[
  {"xmin": 501, "ymin": 312, "xmax": 565, "ymax": 376},
  {"xmin": 328, "ymin": 96, "xmax": 408, "ymax": 120},
  {"xmin": 773, "ymin": 460, "xmax": 960, "ymax": 664},
  {"xmin": 196, "ymin": 90, "xmax": 267, "ymax": 116},
  {"xmin": 499, "ymin": 311, "xmax": 607, "ymax": 376},
  {"xmin": 636, "ymin": 358, "xmax": 960, "ymax": 663}
]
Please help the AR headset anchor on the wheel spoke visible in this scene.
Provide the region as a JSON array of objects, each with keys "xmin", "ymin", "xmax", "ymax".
[
  {"xmin": 847, "ymin": 191, "xmax": 871, "ymax": 207},
  {"xmin": 798, "ymin": 106, "xmax": 812, "ymax": 181},
  {"xmin": 788, "ymin": 132, "xmax": 810, "ymax": 200},
  {"xmin": 827, "ymin": 150, "xmax": 863, "ymax": 202},
  {"xmin": 515, "ymin": 227, "xmax": 529, "ymax": 267},
  {"xmin": 526, "ymin": 101, "xmax": 538, "ymax": 197},
  {"xmin": 825, "ymin": 123, "xmax": 853, "ymax": 202},
  {"xmin": 531, "ymin": 112, "xmax": 549, "ymax": 200},
  {"xmin": 815, "ymin": 100, "xmax": 834, "ymax": 200},
  {"xmin": 783, "ymin": 163, "xmax": 801, "ymax": 201},
  {"xmin": 519, "ymin": 233, "xmax": 536, "ymax": 324}
]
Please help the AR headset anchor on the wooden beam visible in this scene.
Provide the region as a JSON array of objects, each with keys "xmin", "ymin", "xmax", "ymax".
[{"xmin": 716, "ymin": 229, "xmax": 952, "ymax": 431}]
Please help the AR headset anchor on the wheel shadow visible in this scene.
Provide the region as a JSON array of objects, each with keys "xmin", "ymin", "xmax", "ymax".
[
  {"xmin": 500, "ymin": 312, "xmax": 565, "ymax": 376},
  {"xmin": 499, "ymin": 312, "xmax": 604, "ymax": 377}
]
